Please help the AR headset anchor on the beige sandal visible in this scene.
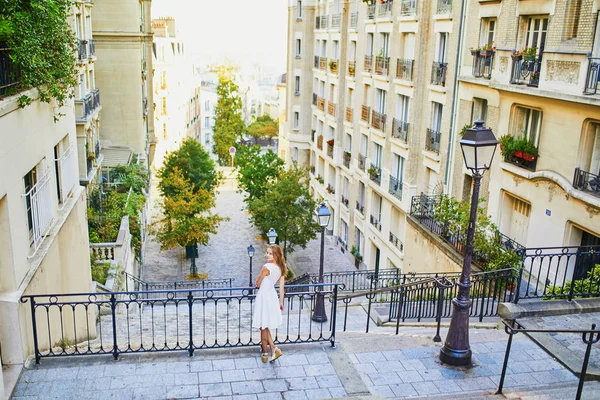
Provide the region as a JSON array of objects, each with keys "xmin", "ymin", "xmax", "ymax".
[
  {"xmin": 270, "ymin": 347, "xmax": 282, "ymax": 363},
  {"xmin": 261, "ymin": 352, "xmax": 268, "ymax": 363}
]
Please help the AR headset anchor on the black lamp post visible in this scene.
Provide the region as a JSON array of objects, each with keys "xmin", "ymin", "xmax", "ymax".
[
  {"xmin": 267, "ymin": 228, "xmax": 278, "ymax": 245},
  {"xmin": 440, "ymin": 120, "xmax": 498, "ymax": 366},
  {"xmin": 312, "ymin": 202, "xmax": 331, "ymax": 322},
  {"xmin": 247, "ymin": 244, "xmax": 255, "ymax": 288}
]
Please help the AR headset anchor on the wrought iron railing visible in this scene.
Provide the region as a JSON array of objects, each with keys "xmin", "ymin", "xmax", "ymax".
[
  {"xmin": 88, "ymin": 39, "xmax": 95, "ymax": 57},
  {"xmin": 348, "ymin": 61, "xmax": 356, "ymax": 77},
  {"xmin": 396, "ymin": 58, "xmax": 414, "ymax": 81},
  {"xmin": 364, "ymin": 55, "xmax": 373, "ymax": 73},
  {"xmin": 331, "ymin": 13, "xmax": 341, "ymax": 28},
  {"xmin": 343, "ymin": 152, "xmax": 351, "ymax": 168},
  {"xmin": 389, "ymin": 175, "xmax": 403, "ymax": 200},
  {"xmin": 510, "ymin": 56, "xmax": 542, "ymax": 87},
  {"xmin": 371, "ymin": 110, "xmax": 386, "ymax": 131},
  {"xmin": 327, "ymin": 101, "xmax": 336, "ymax": 116},
  {"xmin": 437, "ymin": 0, "xmax": 452, "ymax": 14},
  {"xmin": 573, "ymin": 168, "xmax": 600, "ymax": 196},
  {"xmin": 312, "ymin": 92, "xmax": 318, "ymax": 106},
  {"xmin": 319, "ymin": 57, "xmax": 327, "ymax": 71},
  {"xmin": 584, "ymin": 57, "xmax": 600, "ymax": 95},
  {"xmin": 358, "ymin": 154, "xmax": 366, "ymax": 171},
  {"xmin": 375, "ymin": 56, "xmax": 390, "ymax": 76},
  {"xmin": 361, "ymin": 105, "xmax": 370, "ymax": 123},
  {"xmin": 314, "ymin": 56, "xmax": 319, "ymax": 69},
  {"xmin": 400, "ymin": 0, "xmax": 417, "ymax": 16},
  {"xmin": 329, "ymin": 59, "xmax": 338, "ymax": 74},
  {"xmin": 78, "ymin": 39, "xmax": 88, "ymax": 60},
  {"xmin": 431, "ymin": 61, "xmax": 447, "ymax": 86},
  {"xmin": 370, "ymin": 215, "xmax": 382, "ymax": 231},
  {"xmin": 378, "ymin": 1, "xmax": 393, "ymax": 17},
  {"xmin": 503, "ymin": 152, "xmax": 537, "ymax": 172},
  {"xmin": 25, "ymin": 168, "xmax": 54, "ymax": 256},
  {"xmin": 350, "ymin": 12, "xmax": 358, "ymax": 28},
  {"xmin": 317, "ymin": 135, "xmax": 323, "ymax": 150},
  {"xmin": 21, "ymin": 284, "xmax": 340, "ymax": 363},
  {"xmin": 367, "ymin": 4, "xmax": 376, "ymax": 19},
  {"xmin": 317, "ymin": 96, "xmax": 325, "ymax": 111},
  {"xmin": 355, "ymin": 201, "xmax": 364, "ymax": 215},
  {"xmin": 426, "ymin": 128, "xmax": 441, "ymax": 154},
  {"xmin": 327, "ymin": 183, "xmax": 335, "ymax": 194},
  {"xmin": 472, "ymin": 52, "xmax": 494, "ymax": 79},
  {"xmin": 0, "ymin": 43, "xmax": 20, "ymax": 96},
  {"xmin": 389, "ymin": 232, "xmax": 404, "ymax": 252},
  {"xmin": 392, "ymin": 118, "xmax": 409, "ymax": 142},
  {"xmin": 327, "ymin": 143, "xmax": 334, "ymax": 158},
  {"xmin": 368, "ymin": 163, "xmax": 381, "ymax": 184},
  {"xmin": 345, "ymin": 107, "xmax": 353, "ymax": 122},
  {"xmin": 123, "ymin": 271, "xmax": 234, "ymax": 294}
]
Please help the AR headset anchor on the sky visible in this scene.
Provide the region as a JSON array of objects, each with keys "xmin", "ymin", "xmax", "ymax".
[{"xmin": 152, "ymin": 0, "xmax": 288, "ymax": 73}]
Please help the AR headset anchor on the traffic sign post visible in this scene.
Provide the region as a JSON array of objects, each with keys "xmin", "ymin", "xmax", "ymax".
[{"xmin": 229, "ymin": 146, "xmax": 236, "ymax": 166}]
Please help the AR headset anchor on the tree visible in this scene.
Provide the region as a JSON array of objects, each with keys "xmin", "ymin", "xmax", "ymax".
[
  {"xmin": 247, "ymin": 163, "xmax": 320, "ymax": 257},
  {"xmin": 154, "ymin": 168, "xmax": 225, "ymax": 272},
  {"xmin": 247, "ymin": 115, "xmax": 278, "ymax": 142},
  {"xmin": 236, "ymin": 147, "xmax": 284, "ymax": 204},
  {"xmin": 213, "ymin": 71, "xmax": 245, "ymax": 165},
  {"xmin": 157, "ymin": 138, "xmax": 220, "ymax": 198}
]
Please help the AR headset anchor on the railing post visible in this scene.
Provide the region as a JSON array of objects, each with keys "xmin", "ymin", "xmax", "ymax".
[
  {"xmin": 330, "ymin": 285, "xmax": 338, "ymax": 347},
  {"xmin": 513, "ymin": 253, "xmax": 525, "ymax": 304},
  {"xmin": 187, "ymin": 291, "xmax": 194, "ymax": 357},
  {"xmin": 433, "ymin": 285, "xmax": 444, "ymax": 342},
  {"xmin": 496, "ymin": 322, "xmax": 515, "ymax": 395},
  {"xmin": 28, "ymin": 297, "xmax": 41, "ymax": 364},
  {"xmin": 110, "ymin": 293, "xmax": 119, "ymax": 360},
  {"xmin": 569, "ymin": 248, "xmax": 583, "ymax": 302},
  {"xmin": 479, "ymin": 277, "xmax": 488, "ymax": 322},
  {"xmin": 576, "ymin": 323, "xmax": 600, "ymax": 400}
]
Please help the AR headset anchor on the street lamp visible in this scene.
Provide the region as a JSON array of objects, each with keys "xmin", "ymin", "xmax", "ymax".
[
  {"xmin": 312, "ymin": 202, "xmax": 331, "ymax": 322},
  {"xmin": 247, "ymin": 244, "xmax": 255, "ymax": 288},
  {"xmin": 267, "ymin": 228, "xmax": 278, "ymax": 245},
  {"xmin": 440, "ymin": 120, "xmax": 498, "ymax": 366}
]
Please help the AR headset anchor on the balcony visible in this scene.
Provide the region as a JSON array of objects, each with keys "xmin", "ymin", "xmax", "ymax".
[
  {"xmin": 317, "ymin": 135, "xmax": 323, "ymax": 150},
  {"xmin": 331, "ymin": 14, "xmax": 341, "ymax": 29},
  {"xmin": 364, "ymin": 55, "xmax": 373, "ymax": 73},
  {"xmin": 389, "ymin": 176, "xmax": 403, "ymax": 200},
  {"xmin": 312, "ymin": 92, "xmax": 318, "ymax": 106},
  {"xmin": 389, "ymin": 232, "xmax": 404, "ymax": 252},
  {"xmin": 343, "ymin": 152, "xmax": 351, "ymax": 168},
  {"xmin": 315, "ymin": 15, "xmax": 328, "ymax": 29},
  {"xmin": 361, "ymin": 105, "xmax": 371, "ymax": 123},
  {"xmin": 319, "ymin": 57, "xmax": 328, "ymax": 71},
  {"xmin": 25, "ymin": 168, "xmax": 54, "ymax": 254},
  {"xmin": 327, "ymin": 142, "xmax": 334, "ymax": 158},
  {"xmin": 584, "ymin": 57, "xmax": 600, "ymax": 95},
  {"xmin": 348, "ymin": 61, "xmax": 356, "ymax": 77},
  {"xmin": 88, "ymin": 39, "xmax": 96, "ymax": 57},
  {"xmin": 317, "ymin": 96, "xmax": 325, "ymax": 112},
  {"xmin": 375, "ymin": 56, "xmax": 390, "ymax": 76},
  {"xmin": 368, "ymin": 163, "xmax": 381, "ymax": 185},
  {"xmin": 437, "ymin": 0, "xmax": 452, "ymax": 14},
  {"xmin": 370, "ymin": 214, "xmax": 382, "ymax": 231},
  {"xmin": 350, "ymin": 12, "xmax": 358, "ymax": 29},
  {"xmin": 310, "ymin": 165, "xmax": 315, "ymax": 175},
  {"xmin": 431, "ymin": 62, "xmax": 447, "ymax": 86},
  {"xmin": 329, "ymin": 59, "xmax": 339, "ymax": 75},
  {"xmin": 76, "ymin": 88, "xmax": 101, "ymax": 122},
  {"xmin": 345, "ymin": 107, "xmax": 353, "ymax": 123},
  {"xmin": 0, "ymin": 44, "xmax": 20, "ymax": 96},
  {"xmin": 341, "ymin": 195, "xmax": 350, "ymax": 207},
  {"xmin": 392, "ymin": 118, "xmax": 409, "ymax": 143},
  {"xmin": 326, "ymin": 184, "xmax": 335, "ymax": 194},
  {"xmin": 327, "ymin": 101, "xmax": 336, "ymax": 117},
  {"xmin": 401, "ymin": 0, "xmax": 417, "ymax": 16},
  {"xmin": 378, "ymin": 1, "xmax": 393, "ymax": 18},
  {"xmin": 356, "ymin": 201, "xmax": 364, "ymax": 215},
  {"xmin": 396, "ymin": 59, "xmax": 414, "ymax": 81},
  {"xmin": 510, "ymin": 55, "xmax": 542, "ymax": 87},
  {"xmin": 573, "ymin": 168, "xmax": 600, "ymax": 197},
  {"xmin": 78, "ymin": 39, "xmax": 88, "ymax": 61},
  {"xmin": 426, "ymin": 128, "xmax": 441, "ymax": 154},
  {"xmin": 472, "ymin": 51, "xmax": 494, "ymax": 79},
  {"xmin": 371, "ymin": 110, "xmax": 386, "ymax": 132},
  {"xmin": 367, "ymin": 4, "xmax": 376, "ymax": 19},
  {"xmin": 358, "ymin": 154, "xmax": 366, "ymax": 171}
]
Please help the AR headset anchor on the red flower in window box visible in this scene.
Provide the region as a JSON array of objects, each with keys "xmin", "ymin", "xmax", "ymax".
[
  {"xmin": 522, "ymin": 154, "xmax": 536, "ymax": 162},
  {"xmin": 514, "ymin": 151, "xmax": 523, "ymax": 158}
]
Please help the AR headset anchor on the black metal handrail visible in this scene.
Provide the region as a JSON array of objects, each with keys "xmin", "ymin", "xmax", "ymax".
[
  {"xmin": 122, "ymin": 271, "xmax": 234, "ymax": 294},
  {"xmin": 426, "ymin": 128, "xmax": 441, "ymax": 153},
  {"xmin": 396, "ymin": 58, "xmax": 414, "ymax": 80},
  {"xmin": 389, "ymin": 175, "xmax": 403, "ymax": 200},
  {"xmin": 573, "ymin": 167, "xmax": 600, "ymax": 196},
  {"xmin": 20, "ymin": 283, "xmax": 340, "ymax": 363},
  {"xmin": 497, "ymin": 319, "xmax": 600, "ymax": 400},
  {"xmin": 0, "ymin": 43, "xmax": 20, "ymax": 96},
  {"xmin": 392, "ymin": 118, "xmax": 409, "ymax": 142},
  {"xmin": 431, "ymin": 61, "xmax": 447, "ymax": 86},
  {"xmin": 584, "ymin": 57, "xmax": 600, "ymax": 95},
  {"xmin": 389, "ymin": 232, "xmax": 404, "ymax": 252},
  {"xmin": 88, "ymin": 39, "xmax": 95, "ymax": 57}
]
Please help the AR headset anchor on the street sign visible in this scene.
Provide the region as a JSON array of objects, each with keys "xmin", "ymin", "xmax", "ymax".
[{"xmin": 229, "ymin": 146, "xmax": 236, "ymax": 155}]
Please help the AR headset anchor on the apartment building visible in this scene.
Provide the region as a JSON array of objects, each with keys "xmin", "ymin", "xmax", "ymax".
[
  {"xmin": 283, "ymin": 0, "xmax": 600, "ymax": 276},
  {"xmin": 152, "ymin": 17, "xmax": 201, "ymax": 170},
  {"xmin": 200, "ymin": 73, "xmax": 219, "ymax": 154},
  {"xmin": 92, "ymin": 0, "xmax": 155, "ymax": 166}
]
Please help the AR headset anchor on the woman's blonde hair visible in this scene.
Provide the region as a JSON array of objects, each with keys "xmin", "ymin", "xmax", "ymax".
[{"xmin": 269, "ymin": 245, "xmax": 287, "ymax": 277}]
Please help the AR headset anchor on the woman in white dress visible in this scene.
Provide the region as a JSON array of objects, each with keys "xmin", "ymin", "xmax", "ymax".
[{"xmin": 252, "ymin": 244, "xmax": 286, "ymax": 363}]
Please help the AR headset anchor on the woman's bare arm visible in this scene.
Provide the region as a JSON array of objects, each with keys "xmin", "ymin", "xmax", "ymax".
[
  {"xmin": 255, "ymin": 265, "xmax": 270, "ymax": 288},
  {"xmin": 278, "ymin": 276, "xmax": 285, "ymax": 310}
]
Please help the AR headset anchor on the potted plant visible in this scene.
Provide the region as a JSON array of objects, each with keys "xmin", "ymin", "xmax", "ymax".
[
  {"xmin": 522, "ymin": 140, "xmax": 539, "ymax": 162},
  {"xmin": 368, "ymin": 166, "xmax": 380, "ymax": 176},
  {"xmin": 498, "ymin": 134, "xmax": 515, "ymax": 159},
  {"xmin": 470, "ymin": 47, "xmax": 481, "ymax": 56},
  {"xmin": 479, "ymin": 42, "xmax": 495, "ymax": 57},
  {"xmin": 511, "ymin": 49, "xmax": 523, "ymax": 61},
  {"xmin": 512, "ymin": 137, "xmax": 529, "ymax": 158},
  {"xmin": 523, "ymin": 46, "xmax": 537, "ymax": 61},
  {"xmin": 327, "ymin": 138, "xmax": 334, "ymax": 146},
  {"xmin": 329, "ymin": 60, "xmax": 337, "ymax": 72}
]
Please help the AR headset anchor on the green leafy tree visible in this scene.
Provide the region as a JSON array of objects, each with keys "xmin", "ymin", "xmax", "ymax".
[
  {"xmin": 247, "ymin": 115, "xmax": 279, "ymax": 141},
  {"xmin": 213, "ymin": 71, "xmax": 245, "ymax": 165},
  {"xmin": 0, "ymin": 0, "xmax": 78, "ymax": 119},
  {"xmin": 247, "ymin": 163, "xmax": 320, "ymax": 257},
  {"xmin": 235, "ymin": 147, "xmax": 284, "ymax": 204},
  {"xmin": 157, "ymin": 138, "xmax": 220, "ymax": 198}
]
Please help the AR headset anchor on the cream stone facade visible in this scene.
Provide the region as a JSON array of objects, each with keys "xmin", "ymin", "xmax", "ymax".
[
  {"xmin": 151, "ymin": 17, "xmax": 201, "ymax": 170},
  {"xmin": 92, "ymin": 0, "xmax": 155, "ymax": 165},
  {"xmin": 200, "ymin": 75, "xmax": 218, "ymax": 155},
  {"xmin": 283, "ymin": 0, "xmax": 600, "ymax": 276},
  {"xmin": 0, "ymin": 91, "xmax": 93, "ymax": 399}
]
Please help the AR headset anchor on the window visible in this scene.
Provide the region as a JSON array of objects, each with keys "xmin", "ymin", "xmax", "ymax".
[
  {"xmin": 392, "ymin": 154, "xmax": 405, "ymax": 183},
  {"xmin": 163, "ymin": 123, "xmax": 167, "ymax": 140},
  {"xmin": 294, "ymin": 112, "xmax": 299, "ymax": 130},
  {"xmin": 379, "ymin": 33, "xmax": 389, "ymax": 56},
  {"xmin": 297, "ymin": 0, "xmax": 302, "ymax": 19},
  {"xmin": 366, "ymin": 33, "xmax": 374, "ymax": 56},
  {"xmin": 333, "ymin": 40, "xmax": 339, "ymax": 60},
  {"xmin": 431, "ymin": 102, "xmax": 443, "ymax": 131},
  {"xmin": 359, "ymin": 181, "xmax": 365, "ymax": 206},
  {"xmin": 205, "ymin": 100, "xmax": 210, "ymax": 111},
  {"xmin": 396, "ymin": 94, "xmax": 410, "ymax": 122},
  {"xmin": 24, "ymin": 167, "xmax": 38, "ymax": 243},
  {"xmin": 345, "ymin": 133, "xmax": 352, "ymax": 152},
  {"xmin": 512, "ymin": 106, "xmax": 542, "ymax": 145},
  {"xmin": 375, "ymin": 89, "xmax": 386, "ymax": 114},
  {"xmin": 205, "ymin": 117, "xmax": 210, "ymax": 128},
  {"xmin": 480, "ymin": 18, "xmax": 496, "ymax": 48},
  {"xmin": 79, "ymin": 74, "xmax": 86, "ymax": 99},
  {"xmin": 341, "ymin": 220, "xmax": 348, "ymax": 248},
  {"xmin": 437, "ymin": 33, "xmax": 448, "ymax": 62},
  {"xmin": 361, "ymin": 133, "xmax": 368, "ymax": 155},
  {"xmin": 355, "ymin": 228, "xmax": 362, "ymax": 254},
  {"xmin": 295, "ymin": 76, "xmax": 300, "ymax": 94},
  {"xmin": 563, "ymin": 0, "xmax": 582, "ymax": 40},
  {"xmin": 296, "ymin": 39, "xmax": 302, "ymax": 57},
  {"xmin": 524, "ymin": 16, "xmax": 548, "ymax": 54},
  {"xmin": 372, "ymin": 143, "xmax": 383, "ymax": 167},
  {"xmin": 293, "ymin": 147, "xmax": 299, "ymax": 161},
  {"xmin": 402, "ymin": 33, "xmax": 415, "ymax": 59},
  {"xmin": 350, "ymin": 41, "xmax": 357, "ymax": 62},
  {"xmin": 471, "ymin": 98, "xmax": 488, "ymax": 124}
]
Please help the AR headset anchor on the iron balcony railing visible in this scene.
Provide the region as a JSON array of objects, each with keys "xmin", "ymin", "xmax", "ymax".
[
  {"xmin": 389, "ymin": 175, "xmax": 403, "ymax": 200},
  {"xmin": 310, "ymin": 165, "xmax": 315, "ymax": 174},
  {"xmin": 371, "ymin": 110, "xmax": 386, "ymax": 131},
  {"xmin": 315, "ymin": 15, "xmax": 329, "ymax": 29},
  {"xmin": 88, "ymin": 39, "xmax": 96, "ymax": 57},
  {"xmin": 341, "ymin": 195, "xmax": 349, "ymax": 207},
  {"xmin": 329, "ymin": 59, "xmax": 339, "ymax": 74},
  {"xmin": 389, "ymin": 232, "xmax": 404, "ymax": 252},
  {"xmin": 319, "ymin": 57, "xmax": 327, "ymax": 71},
  {"xmin": 472, "ymin": 52, "xmax": 494, "ymax": 79},
  {"xmin": 348, "ymin": 61, "xmax": 356, "ymax": 77},
  {"xmin": 396, "ymin": 58, "xmax": 414, "ymax": 81},
  {"xmin": 327, "ymin": 183, "xmax": 335, "ymax": 194},
  {"xmin": 368, "ymin": 162, "xmax": 381, "ymax": 185},
  {"xmin": 343, "ymin": 152, "xmax": 351, "ymax": 168},
  {"xmin": 367, "ymin": 4, "xmax": 376, "ymax": 19},
  {"xmin": 364, "ymin": 55, "xmax": 373, "ymax": 73},
  {"xmin": 510, "ymin": 55, "xmax": 542, "ymax": 87},
  {"xmin": 314, "ymin": 55, "xmax": 319, "ymax": 69},
  {"xmin": 21, "ymin": 284, "xmax": 341, "ymax": 363},
  {"xmin": 437, "ymin": 0, "xmax": 452, "ymax": 14},
  {"xmin": 573, "ymin": 168, "xmax": 600, "ymax": 197},
  {"xmin": 78, "ymin": 39, "xmax": 88, "ymax": 61},
  {"xmin": 378, "ymin": 1, "xmax": 393, "ymax": 18},
  {"xmin": 361, "ymin": 105, "xmax": 370, "ymax": 123},
  {"xmin": 317, "ymin": 96, "xmax": 325, "ymax": 111},
  {"xmin": 426, "ymin": 128, "xmax": 441, "ymax": 154},
  {"xmin": 327, "ymin": 101, "xmax": 336, "ymax": 116},
  {"xmin": 431, "ymin": 61, "xmax": 447, "ymax": 86},
  {"xmin": 350, "ymin": 12, "xmax": 358, "ymax": 28},
  {"xmin": 331, "ymin": 13, "xmax": 341, "ymax": 28},
  {"xmin": 355, "ymin": 200, "xmax": 364, "ymax": 215},
  {"xmin": 392, "ymin": 118, "xmax": 409, "ymax": 142},
  {"xmin": 584, "ymin": 57, "xmax": 600, "ymax": 94},
  {"xmin": 0, "ymin": 43, "xmax": 20, "ymax": 96},
  {"xmin": 317, "ymin": 135, "xmax": 323, "ymax": 150},
  {"xmin": 370, "ymin": 214, "xmax": 382, "ymax": 231},
  {"xmin": 345, "ymin": 107, "xmax": 353, "ymax": 122},
  {"xmin": 375, "ymin": 56, "xmax": 390, "ymax": 76},
  {"xmin": 327, "ymin": 142, "xmax": 334, "ymax": 158},
  {"xmin": 76, "ymin": 89, "xmax": 101, "ymax": 122},
  {"xmin": 358, "ymin": 154, "xmax": 366, "ymax": 171},
  {"xmin": 400, "ymin": 0, "xmax": 417, "ymax": 16}
]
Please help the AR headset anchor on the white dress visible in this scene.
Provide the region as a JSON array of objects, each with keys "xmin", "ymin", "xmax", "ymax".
[{"xmin": 252, "ymin": 263, "xmax": 282, "ymax": 330}]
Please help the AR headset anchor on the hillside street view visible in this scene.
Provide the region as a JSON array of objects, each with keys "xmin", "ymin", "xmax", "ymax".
[{"xmin": 2, "ymin": 1, "xmax": 600, "ymax": 399}]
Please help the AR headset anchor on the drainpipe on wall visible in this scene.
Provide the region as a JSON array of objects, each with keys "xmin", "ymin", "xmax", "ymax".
[{"xmin": 444, "ymin": 0, "xmax": 468, "ymax": 195}]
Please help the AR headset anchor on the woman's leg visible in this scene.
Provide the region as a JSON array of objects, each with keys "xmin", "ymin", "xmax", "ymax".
[
  {"xmin": 264, "ymin": 328, "xmax": 276, "ymax": 353},
  {"xmin": 260, "ymin": 329, "xmax": 268, "ymax": 353}
]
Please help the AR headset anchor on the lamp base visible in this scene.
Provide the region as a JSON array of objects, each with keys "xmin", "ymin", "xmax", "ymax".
[
  {"xmin": 439, "ymin": 345, "xmax": 472, "ymax": 366},
  {"xmin": 311, "ymin": 312, "xmax": 328, "ymax": 323}
]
